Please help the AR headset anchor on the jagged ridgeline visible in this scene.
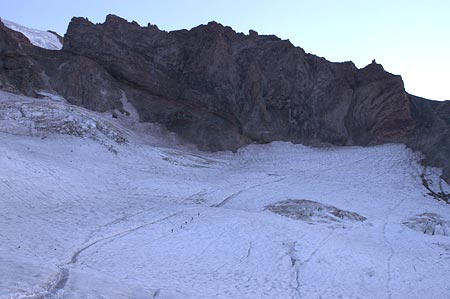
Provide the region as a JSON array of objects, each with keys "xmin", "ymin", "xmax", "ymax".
[{"xmin": 0, "ymin": 15, "xmax": 448, "ymax": 183}]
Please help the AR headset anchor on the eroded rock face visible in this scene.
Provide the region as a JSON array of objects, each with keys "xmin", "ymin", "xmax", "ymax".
[
  {"xmin": 62, "ymin": 15, "xmax": 415, "ymax": 151},
  {"xmin": 408, "ymin": 96, "xmax": 450, "ymax": 184},
  {"xmin": 0, "ymin": 15, "xmax": 448, "ymax": 182},
  {"xmin": 0, "ymin": 20, "xmax": 122, "ymax": 112}
]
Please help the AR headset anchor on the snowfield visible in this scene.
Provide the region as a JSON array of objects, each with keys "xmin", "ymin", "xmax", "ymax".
[
  {"xmin": 1, "ymin": 19, "xmax": 62, "ymax": 50},
  {"xmin": 0, "ymin": 90, "xmax": 450, "ymax": 299}
]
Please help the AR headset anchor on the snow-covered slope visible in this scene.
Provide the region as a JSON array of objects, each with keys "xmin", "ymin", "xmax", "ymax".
[
  {"xmin": 1, "ymin": 19, "xmax": 62, "ymax": 50},
  {"xmin": 0, "ymin": 90, "xmax": 449, "ymax": 298}
]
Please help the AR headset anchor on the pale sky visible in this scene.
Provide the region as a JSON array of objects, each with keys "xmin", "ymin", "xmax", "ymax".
[{"xmin": 1, "ymin": 0, "xmax": 449, "ymax": 101}]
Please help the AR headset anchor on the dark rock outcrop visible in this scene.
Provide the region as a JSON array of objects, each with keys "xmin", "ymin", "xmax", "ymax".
[
  {"xmin": 408, "ymin": 95, "xmax": 450, "ymax": 184},
  {"xmin": 62, "ymin": 15, "xmax": 415, "ymax": 151},
  {"xmin": 0, "ymin": 19, "xmax": 122, "ymax": 111},
  {"xmin": 0, "ymin": 15, "xmax": 448, "ymax": 182}
]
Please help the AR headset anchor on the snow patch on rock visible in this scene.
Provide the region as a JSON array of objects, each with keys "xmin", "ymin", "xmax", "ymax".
[
  {"xmin": 2, "ymin": 19, "xmax": 62, "ymax": 50},
  {"xmin": 35, "ymin": 91, "xmax": 68, "ymax": 103}
]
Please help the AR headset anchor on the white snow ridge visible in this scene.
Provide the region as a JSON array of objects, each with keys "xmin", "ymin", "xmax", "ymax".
[
  {"xmin": 1, "ymin": 19, "xmax": 62, "ymax": 50},
  {"xmin": 0, "ymin": 89, "xmax": 450, "ymax": 298}
]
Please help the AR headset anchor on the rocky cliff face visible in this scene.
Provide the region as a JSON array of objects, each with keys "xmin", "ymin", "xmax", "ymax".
[
  {"xmin": 0, "ymin": 15, "xmax": 448, "ymax": 182},
  {"xmin": 62, "ymin": 15, "xmax": 415, "ymax": 151},
  {"xmin": 408, "ymin": 95, "xmax": 450, "ymax": 183},
  {"xmin": 0, "ymin": 19, "xmax": 122, "ymax": 111}
]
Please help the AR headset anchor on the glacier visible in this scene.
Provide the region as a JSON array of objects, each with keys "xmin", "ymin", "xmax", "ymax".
[
  {"xmin": 0, "ymin": 90, "xmax": 449, "ymax": 298},
  {"xmin": 1, "ymin": 19, "xmax": 62, "ymax": 50}
]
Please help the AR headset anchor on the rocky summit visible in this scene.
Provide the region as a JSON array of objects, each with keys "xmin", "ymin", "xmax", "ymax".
[{"xmin": 0, "ymin": 15, "xmax": 448, "ymax": 183}]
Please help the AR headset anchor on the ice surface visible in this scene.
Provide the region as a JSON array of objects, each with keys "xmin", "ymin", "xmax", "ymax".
[
  {"xmin": 0, "ymin": 90, "xmax": 449, "ymax": 298},
  {"xmin": 403, "ymin": 213, "xmax": 450, "ymax": 236},
  {"xmin": 2, "ymin": 19, "xmax": 62, "ymax": 50},
  {"xmin": 0, "ymin": 91, "xmax": 128, "ymax": 153}
]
